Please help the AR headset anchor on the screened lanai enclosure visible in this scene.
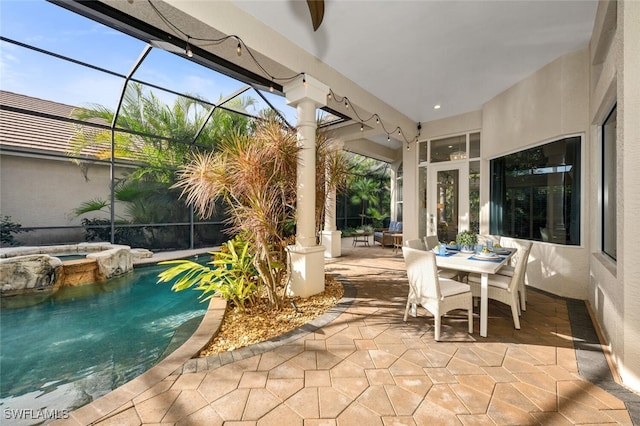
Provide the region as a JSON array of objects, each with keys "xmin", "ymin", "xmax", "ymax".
[{"xmin": 0, "ymin": 0, "xmax": 389, "ymax": 251}]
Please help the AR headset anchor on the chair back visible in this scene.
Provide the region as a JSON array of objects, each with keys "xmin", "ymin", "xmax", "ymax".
[
  {"xmin": 405, "ymin": 239, "xmax": 426, "ymax": 250},
  {"xmin": 402, "ymin": 247, "xmax": 441, "ymax": 301},
  {"xmin": 510, "ymin": 241, "xmax": 533, "ymax": 291},
  {"xmin": 478, "ymin": 234, "xmax": 500, "ymax": 246},
  {"xmin": 424, "ymin": 235, "xmax": 439, "ymax": 250}
]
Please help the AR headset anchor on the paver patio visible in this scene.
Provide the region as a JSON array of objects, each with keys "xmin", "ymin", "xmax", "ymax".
[{"xmin": 59, "ymin": 239, "xmax": 638, "ymax": 425}]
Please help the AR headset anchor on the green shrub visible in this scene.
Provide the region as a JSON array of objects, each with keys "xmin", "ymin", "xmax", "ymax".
[
  {"xmin": 158, "ymin": 235, "xmax": 258, "ymax": 310},
  {"xmin": 0, "ymin": 215, "xmax": 30, "ymax": 246}
]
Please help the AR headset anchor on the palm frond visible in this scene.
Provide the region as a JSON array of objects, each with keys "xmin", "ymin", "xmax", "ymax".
[{"xmin": 73, "ymin": 198, "xmax": 109, "ymax": 216}]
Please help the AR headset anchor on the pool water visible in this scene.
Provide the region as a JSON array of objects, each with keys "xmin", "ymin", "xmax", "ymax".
[{"xmin": 0, "ymin": 262, "xmax": 207, "ymax": 420}]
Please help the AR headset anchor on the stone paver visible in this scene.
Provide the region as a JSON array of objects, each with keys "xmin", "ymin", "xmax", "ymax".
[{"xmin": 57, "ymin": 239, "xmax": 636, "ymax": 425}]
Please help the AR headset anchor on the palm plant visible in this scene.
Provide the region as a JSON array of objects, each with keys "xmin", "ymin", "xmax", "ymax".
[
  {"xmin": 171, "ymin": 118, "xmax": 299, "ymax": 309},
  {"xmin": 350, "ymin": 176, "xmax": 380, "ymax": 226},
  {"xmin": 69, "ymin": 83, "xmax": 253, "ymax": 181},
  {"xmin": 166, "ymin": 117, "xmax": 350, "ymax": 309},
  {"xmin": 158, "ymin": 235, "xmax": 258, "ymax": 310},
  {"xmin": 67, "ymin": 83, "xmax": 255, "ymax": 246},
  {"xmin": 315, "ymin": 132, "xmax": 351, "ymax": 239}
]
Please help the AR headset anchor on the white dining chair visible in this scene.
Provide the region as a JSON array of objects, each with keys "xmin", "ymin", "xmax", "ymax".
[
  {"xmin": 405, "ymin": 238, "xmax": 427, "ymax": 250},
  {"xmin": 466, "ymin": 241, "xmax": 532, "ymax": 329},
  {"xmin": 423, "ymin": 235, "xmax": 465, "ymax": 281},
  {"xmin": 495, "ymin": 240, "xmax": 533, "ymax": 311},
  {"xmin": 423, "ymin": 235, "xmax": 439, "ymax": 250},
  {"xmin": 477, "ymin": 234, "xmax": 501, "ymax": 247},
  {"xmin": 402, "ymin": 247, "xmax": 474, "ymax": 341}
]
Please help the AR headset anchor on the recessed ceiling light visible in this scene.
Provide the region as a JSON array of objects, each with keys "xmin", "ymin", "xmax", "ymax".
[{"xmin": 433, "ymin": 104, "xmax": 441, "ymax": 110}]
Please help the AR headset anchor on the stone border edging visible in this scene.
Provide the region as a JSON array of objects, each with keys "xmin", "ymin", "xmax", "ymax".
[
  {"xmin": 174, "ymin": 274, "xmax": 356, "ymax": 375},
  {"xmin": 566, "ymin": 298, "xmax": 640, "ymax": 424},
  {"xmin": 0, "ymin": 243, "xmax": 138, "ymax": 258},
  {"xmin": 63, "ymin": 274, "xmax": 354, "ymax": 425},
  {"xmin": 530, "ymin": 287, "xmax": 640, "ymax": 424}
]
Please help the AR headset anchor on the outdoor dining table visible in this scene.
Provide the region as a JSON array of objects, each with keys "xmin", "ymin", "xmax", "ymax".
[{"xmin": 433, "ymin": 246, "xmax": 517, "ymax": 338}]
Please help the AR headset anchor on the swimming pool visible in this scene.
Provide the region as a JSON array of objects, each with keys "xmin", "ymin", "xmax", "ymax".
[{"xmin": 0, "ymin": 261, "xmax": 207, "ymax": 422}]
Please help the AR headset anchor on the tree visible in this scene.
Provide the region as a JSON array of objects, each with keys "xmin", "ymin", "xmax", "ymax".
[
  {"xmin": 67, "ymin": 83, "xmax": 255, "ymax": 247},
  {"xmin": 339, "ymin": 154, "xmax": 390, "ymax": 229},
  {"xmin": 315, "ymin": 132, "xmax": 351, "ymax": 239},
  {"xmin": 166, "ymin": 118, "xmax": 297, "ymax": 309},
  {"xmin": 349, "ymin": 177, "xmax": 380, "ymax": 226},
  {"xmin": 162, "ymin": 117, "xmax": 350, "ymax": 310}
]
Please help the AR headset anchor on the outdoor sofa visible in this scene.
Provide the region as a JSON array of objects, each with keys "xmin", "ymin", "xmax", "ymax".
[{"xmin": 373, "ymin": 221, "xmax": 403, "ymax": 247}]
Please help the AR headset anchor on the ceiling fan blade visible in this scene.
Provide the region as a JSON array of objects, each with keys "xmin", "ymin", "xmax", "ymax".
[{"xmin": 306, "ymin": 0, "xmax": 325, "ymax": 31}]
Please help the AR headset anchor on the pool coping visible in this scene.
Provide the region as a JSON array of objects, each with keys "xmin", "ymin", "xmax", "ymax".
[
  {"xmin": 53, "ymin": 249, "xmax": 221, "ymax": 425},
  {"xmin": 61, "ymin": 294, "xmax": 227, "ymax": 426},
  {"xmin": 61, "ymin": 275, "xmax": 356, "ymax": 426},
  {"xmin": 58, "ymin": 267, "xmax": 639, "ymax": 425}
]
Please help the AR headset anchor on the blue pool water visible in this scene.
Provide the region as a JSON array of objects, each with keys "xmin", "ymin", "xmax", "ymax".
[{"xmin": 0, "ymin": 262, "xmax": 207, "ymax": 421}]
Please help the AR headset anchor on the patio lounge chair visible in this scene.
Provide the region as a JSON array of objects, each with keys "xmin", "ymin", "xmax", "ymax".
[{"xmin": 374, "ymin": 221, "xmax": 402, "ymax": 247}]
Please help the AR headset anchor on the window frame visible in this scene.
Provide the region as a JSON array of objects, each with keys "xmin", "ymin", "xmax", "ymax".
[
  {"xmin": 417, "ymin": 131, "xmax": 481, "ymax": 237},
  {"xmin": 489, "ymin": 135, "xmax": 583, "ymax": 245},
  {"xmin": 602, "ymin": 105, "xmax": 617, "ymax": 260}
]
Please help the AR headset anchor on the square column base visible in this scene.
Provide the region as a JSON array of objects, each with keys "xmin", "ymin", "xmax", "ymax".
[
  {"xmin": 321, "ymin": 230, "xmax": 342, "ymax": 258},
  {"xmin": 286, "ymin": 244, "xmax": 326, "ymax": 298}
]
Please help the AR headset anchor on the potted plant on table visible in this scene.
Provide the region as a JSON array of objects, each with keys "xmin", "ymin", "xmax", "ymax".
[{"xmin": 456, "ymin": 230, "xmax": 478, "ymax": 253}]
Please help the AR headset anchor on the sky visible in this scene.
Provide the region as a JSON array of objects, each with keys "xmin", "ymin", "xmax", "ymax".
[{"xmin": 0, "ymin": 0, "xmax": 296, "ymax": 123}]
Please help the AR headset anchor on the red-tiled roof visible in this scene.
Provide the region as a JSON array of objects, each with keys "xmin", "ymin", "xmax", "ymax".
[{"xmin": 0, "ymin": 91, "xmax": 108, "ymax": 158}]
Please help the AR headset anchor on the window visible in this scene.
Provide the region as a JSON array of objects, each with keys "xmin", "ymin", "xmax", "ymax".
[
  {"xmin": 395, "ymin": 163, "xmax": 403, "ymax": 221},
  {"xmin": 418, "ymin": 166, "xmax": 427, "ymax": 236},
  {"xmin": 469, "ymin": 132, "xmax": 481, "ymax": 158},
  {"xmin": 430, "ymin": 135, "xmax": 466, "ymax": 163},
  {"xmin": 490, "ymin": 136, "xmax": 581, "ymax": 245},
  {"xmin": 602, "ymin": 106, "xmax": 617, "ymax": 260},
  {"xmin": 469, "ymin": 160, "xmax": 480, "ymax": 233}
]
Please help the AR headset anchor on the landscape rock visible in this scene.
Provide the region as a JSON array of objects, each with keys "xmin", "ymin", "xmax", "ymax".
[
  {"xmin": 87, "ymin": 247, "xmax": 133, "ymax": 279},
  {"xmin": 0, "ymin": 254, "xmax": 63, "ymax": 294}
]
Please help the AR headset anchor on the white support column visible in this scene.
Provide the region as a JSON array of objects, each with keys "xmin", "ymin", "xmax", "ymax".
[
  {"xmin": 322, "ymin": 139, "xmax": 344, "ymax": 258},
  {"xmin": 283, "ymin": 74, "xmax": 329, "ymax": 297}
]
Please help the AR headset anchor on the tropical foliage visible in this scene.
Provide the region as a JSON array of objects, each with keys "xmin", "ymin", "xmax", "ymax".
[
  {"xmin": 315, "ymin": 134, "xmax": 352, "ymax": 238},
  {"xmin": 341, "ymin": 155, "xmax": 390, "ymax": 228},
  {"xmin": 164, "ymin": 117, "xmax": 349, "ymax": 310},
  {"xmin": 349, "ymin": 176, "xmax": 380, "ymax": 226},
  {"xmin": 68, "ymin": 83, "xmax": 254, "ymax": 248},
  {"xmin": 174, "ymin": 118, "xmax": 297, "ymax": 308},
  {"xmin": 0, "ymin": 215, "xmax": 30, "ymax": 247},
  {"xmin": 158, "ymin": 235, "xmax": 259, "ymax": 310}
]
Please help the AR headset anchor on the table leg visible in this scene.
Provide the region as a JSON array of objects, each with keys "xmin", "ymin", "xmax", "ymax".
[{"xmin": 480, "ymin": 272, "xmax": 488, "ymax": 337}]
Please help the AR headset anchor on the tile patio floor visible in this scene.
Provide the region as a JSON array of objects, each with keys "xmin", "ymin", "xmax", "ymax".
[{"xmin": 61, "ymin": 238, "xmax": 638, "ymax": 425}]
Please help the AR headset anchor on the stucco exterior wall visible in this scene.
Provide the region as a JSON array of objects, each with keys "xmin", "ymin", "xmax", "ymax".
[
  {"xmin": 0, "ymin": 154, "xmax": 122, "ymax": 245},
  {"xmin": 483, "ymin": 49, "xmax": 590, "ymax": 153},
  {"xmin": 421, "ymin": 111, "xmax": 483, "ymax": 140},
  {"xmin": 619, "ymin": 0, "xmax": 640, "ymax": 396},
  {"xmin": 482, "ymin": 48, "xmax": 591, "ymax": 299},
  {"xmin": 588, "ymin": 0, "xmax": 640, "ymax": 393}
]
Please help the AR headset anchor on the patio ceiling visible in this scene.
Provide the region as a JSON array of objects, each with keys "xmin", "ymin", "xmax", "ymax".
[
  {"xmin": 231, "ymin": 0, "xmax": 598, "ymax": 124},
  {"xmin": 61, "ymin": 0, "xmax": 598, "ymax": 161}
]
